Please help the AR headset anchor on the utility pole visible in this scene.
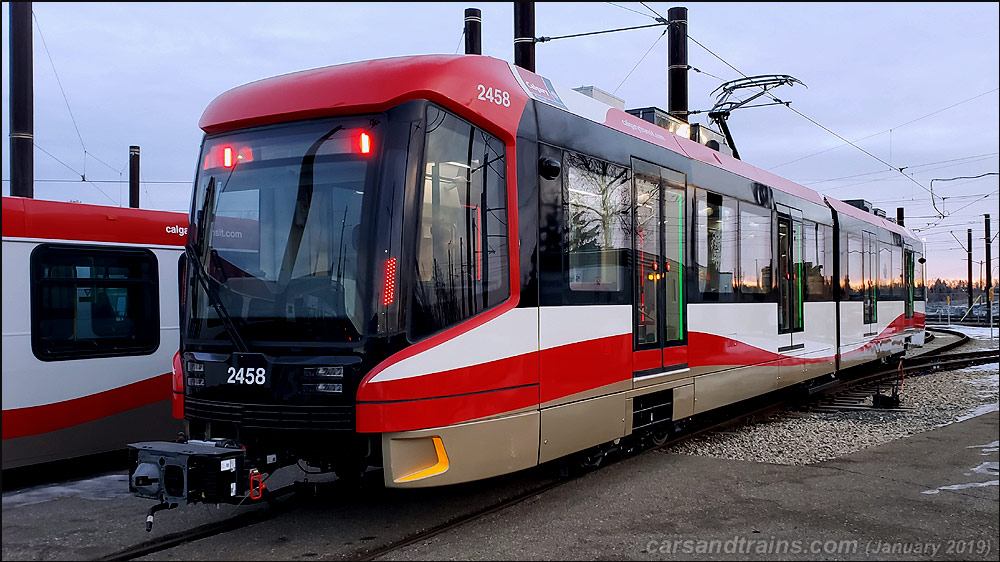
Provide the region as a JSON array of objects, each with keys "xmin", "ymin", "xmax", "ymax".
[
  {"xmin": 10, "ymin": 1, "xmax": 34, "ymax": 198},
  {"xmin": 968, "ymin": 228, "xmax": 973, "ymax": 310},
  {"xmin": 513, "ymin": 2, "xmax": 535, "ymax": 72},
  {"xmin": 667, "ymin": 6, "xmax": 688, "ymax": 123},
  {"xmin": 465, "ymin": 8, "xmax": 482, "ymax": 55},
  {"xmin": 986, "ymin": 214, "xmax": 992, "ymax": 307},
  {"xmin": 129, "ymin": 146, "xmax": 140, "ymax": 208}
]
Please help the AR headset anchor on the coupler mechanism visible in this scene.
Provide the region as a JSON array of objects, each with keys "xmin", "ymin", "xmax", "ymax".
[{"xmin": 128, "ymin": 438, "xmax": 262, "ymax": 531}]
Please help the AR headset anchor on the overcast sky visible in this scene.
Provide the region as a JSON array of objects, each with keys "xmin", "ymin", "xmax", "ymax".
[{"xmin": 2, "ymin": 2, "xmax": 998, "ymax": 282}]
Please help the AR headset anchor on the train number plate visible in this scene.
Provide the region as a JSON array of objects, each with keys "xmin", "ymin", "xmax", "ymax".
[{"xmin": 208, "ymin": 354, "xmax": 270, "ymax": 389}]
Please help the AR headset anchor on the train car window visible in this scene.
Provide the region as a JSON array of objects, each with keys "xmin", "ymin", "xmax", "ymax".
[
  {"xmin": 803, "ymin": 221, "xmax": 833, "ymax": 301},
  {"xmin": 564, "ymin": 151, "xmax": 631, "ymax": 294},
  {"xmin": 845, "ymin": 233, "xmax": 864, "ymax": 301},
  {"xmin": 411, "ymin": 106, "xmax": 509, "ymax": 338},
  {"xmin": 633, "ymin": 161, "xmax": 661, "ymax": 346},
  {"xmin": 737, "ymin": 202, "xmax": 772, "ymax": 300},
  {"xmin": 662, "ymin": 171, "xmax": 685, "ymax": 343},
  {"xmin": 694, "ymin": 189, "xmax": 737, "ymax": 300},
  {"xmin": 879, "ymin": 243, "xmax": 893, "ymax": 302},
  {"xmin": 863, "ymin": 232, "xmax": 878, "ymax": 325},
  {"xmin": 892, "ymin": 245, "xmax": 904, "ymax": 302},
  {"xmin": 30, "ymin": 245, "xmax": 159, "ymax": 361}
]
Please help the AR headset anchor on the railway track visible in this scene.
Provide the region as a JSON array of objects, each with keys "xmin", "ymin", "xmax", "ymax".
[{"xmin": 90, "ymin": 329, "xmax": 997, "ymax": 561}]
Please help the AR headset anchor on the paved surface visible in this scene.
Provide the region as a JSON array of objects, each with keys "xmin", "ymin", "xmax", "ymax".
[
  {"xmin": 2, "ymin": 398, "xmax": 996, "ymax": 561},
  {"xmin": 380, "ymin": 411, "xmax": 999, "ymax": 561}
]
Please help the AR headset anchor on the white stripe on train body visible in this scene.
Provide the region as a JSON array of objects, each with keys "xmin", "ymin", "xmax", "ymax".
[{"xmin": 1, "ymin": 237, "xmax": 182, "ymax": 410}]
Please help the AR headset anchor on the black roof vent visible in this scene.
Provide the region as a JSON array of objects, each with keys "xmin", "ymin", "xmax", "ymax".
[{"xmin": 843, "ymin": 199, "xmax": 873, "ymax": 213}]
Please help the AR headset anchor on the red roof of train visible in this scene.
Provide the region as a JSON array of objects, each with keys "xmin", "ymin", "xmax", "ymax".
[
  {"xmin": 199, "ymin": 54, "xmax": 918, "ymax": 240},
  {"xmin": 1, "ymin": 196, "xmax": 188, "ymax": 246}
]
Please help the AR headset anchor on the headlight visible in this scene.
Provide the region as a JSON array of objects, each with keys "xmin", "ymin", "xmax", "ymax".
[
  {"xmin": 302, "ymin": 383, "xmax": 343, "ymax": 393},
  {"xmin": 303, "ymin": 366, "xmax": 343, "ymax": 379}
]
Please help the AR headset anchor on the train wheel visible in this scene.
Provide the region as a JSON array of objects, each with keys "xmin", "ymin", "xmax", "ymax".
[
  {"xmin": 576, "ymin": 450, "xmax": 604, "ymax": 471},
  {"xmin": 650, "ymin": 430, "xmax": 670, "ymax": 448}
]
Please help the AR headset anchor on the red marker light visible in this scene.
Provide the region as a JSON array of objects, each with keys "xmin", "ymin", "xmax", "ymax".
[
  {"xmin": 203, "ymin": 144, "xmax": 253, "ymax": 170},
  {"xmin": 171, "ymin": 351, "xmax": 184, "ymax": 419},
  {"xmin": 360, "ymin": 132, "xmax": 371, "ymax": 154},
  {"xmin": 238, "ymin": 146, "xmax": 254, "ymax": 163},
  {"xmin": 383, "ymin": 257, "xmax": 396, "ymax": 306}
]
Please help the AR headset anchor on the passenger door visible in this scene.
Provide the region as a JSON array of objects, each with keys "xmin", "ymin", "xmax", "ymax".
[
  {"xmin": 631, "ymin": 159, "xmax": 687, "ymax": 376},
  {"xmin": 903, "ymin": 247, "xmax": 915, "ymax": 319},
  {"xmin": 776, "ymin": 206, "xmax": 804, "ymax": 351}
]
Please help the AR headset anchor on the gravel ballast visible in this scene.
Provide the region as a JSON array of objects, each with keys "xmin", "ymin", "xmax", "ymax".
[{"xmin": 663, "ymin": 329, "xmax": 999, "ymax": 465}]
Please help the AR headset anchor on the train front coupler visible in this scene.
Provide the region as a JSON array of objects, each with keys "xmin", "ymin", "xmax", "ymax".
[{"xmin": 128, "ymin": 438, "xmax": 268, "ymax": 531}]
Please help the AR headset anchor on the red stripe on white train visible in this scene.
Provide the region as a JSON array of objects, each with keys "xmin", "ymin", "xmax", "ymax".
[
  {"xmin": 1, "ymin": 374, "xmax": 172, "ymax": 440},
  {"xmin": 356, "ymin": 311, "xmax": 920, "ymax": 433}
]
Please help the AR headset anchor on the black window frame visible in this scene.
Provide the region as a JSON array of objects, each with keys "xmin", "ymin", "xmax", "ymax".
[
  {"xmin": 561, "ymin": 149, "xmax": 633, "ymax": 306},
  {"xmin": 736, "ymin": 200, "xmax": 773, "ymax": 303},
  {"xmin": 408, "ymin": 104, "xmax": 510, "ymax": 340},
  {"xmin": 692, "ymin": 188, "xmax": 738, "ymax": 303},
  {"xmin": 30, "ymin": 244, "xmax": 160, "ymax": 361}
]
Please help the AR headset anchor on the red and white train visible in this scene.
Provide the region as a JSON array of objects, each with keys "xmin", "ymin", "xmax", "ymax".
[
  {"xmin": 2, "ymin": 197, "xmax": 188, "ymax": 469},
  {"xmin": 132, "ymin": 53, "xmax": 925, "ymax": 500}
]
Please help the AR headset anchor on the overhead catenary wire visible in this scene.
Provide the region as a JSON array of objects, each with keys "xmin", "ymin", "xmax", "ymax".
[
  {"xmin": 1, "ymin": 178, "xmax": 192, "ymax": 184},
  {"xmin": 682, "ymin": 32, "xmax": 937, "ymax": 198},
  {"xmin": 32, "ymin": 11, "xmax": 86, "ymax": 171},
  {"xmin": 607, "ymin": 1, "xmax": 996, "ymax": 208},
  {"xmin": 797, "ymin": 153, "xmax": 1000, "ymax": 185},
  {"xmin": 768, "ymin": 88, "xmax": 1000, "ymax": 171},
  {"xmin": 30, "ymin": 8, "xmax": 132, "ymax": 191},
  {"xmin": 33, "ymin": 143, "xmax": 117, "ymax": 204},
  {"xmin": 613, "ymin": 28, "xmax": 667, "ymax": 95},
  {"xmin": 605, "ymin": 2, "xmax": 657, "ymax": 20}
]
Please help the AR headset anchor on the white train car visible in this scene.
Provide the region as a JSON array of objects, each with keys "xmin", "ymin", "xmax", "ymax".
[{"xmin": 2, "ymin": 196, "xmax": 188, "ymax": 469}]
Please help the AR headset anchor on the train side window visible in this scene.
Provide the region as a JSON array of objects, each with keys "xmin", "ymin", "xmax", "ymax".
[
  {"xmin": 737, "ymin": 202, "xmax": 772, "ymax": 299},
  {"xmin": 845, "ymin": 233, "xmax": 864, "ymax": 301},
  {"xmin": 30, "ymin": 245, "xmax": 160, "ymax": 361},
  {"xmin": 879, "ymin": 242, "xmax": 893, "ymax": 302},
  {"xmin": 564, "ymin": 151, "xmax": 631, "ymax": 294},
  {"xmin": 694, "ymin": 189, "xmax": 737, "ymax": 300},
  {"xmin": 411, "ymin": 106, "xmax": 509, "ymax": 338},
  {"xmin": 803, "ymin": 221, "xmax": 833, "ymax": 301}
]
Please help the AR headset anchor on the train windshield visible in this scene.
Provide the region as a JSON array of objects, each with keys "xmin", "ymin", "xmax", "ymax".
[{"xmin": 188, "ymin": 116, "xmax": 386, "ymax": 345}]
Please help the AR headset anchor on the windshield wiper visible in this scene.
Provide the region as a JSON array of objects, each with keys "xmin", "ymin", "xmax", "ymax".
[
  {"xmin": 187, "ymin": 175, "xmax": 249, "ymax": 352},
  {"xmin": 277, "ymin": 125, "xmax": 344, "ymax": 287}
]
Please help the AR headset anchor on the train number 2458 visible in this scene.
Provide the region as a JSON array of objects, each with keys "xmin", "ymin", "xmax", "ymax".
[
  {"xmin": 477, "ymin": 85, "xmax": 510, "ymax": 107},
  {"xmin": 227, "ymin": 366, "xmax": 267, "ymax": 385}
]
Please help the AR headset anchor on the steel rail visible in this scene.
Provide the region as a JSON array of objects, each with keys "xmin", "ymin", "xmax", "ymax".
[
  {"xmin": 95, "ymin": 329, "xmax": 991, "ymax": 561},
  {"xmin": 92, "ymin": 481, "xmax": 304, "ymax": 561}
]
